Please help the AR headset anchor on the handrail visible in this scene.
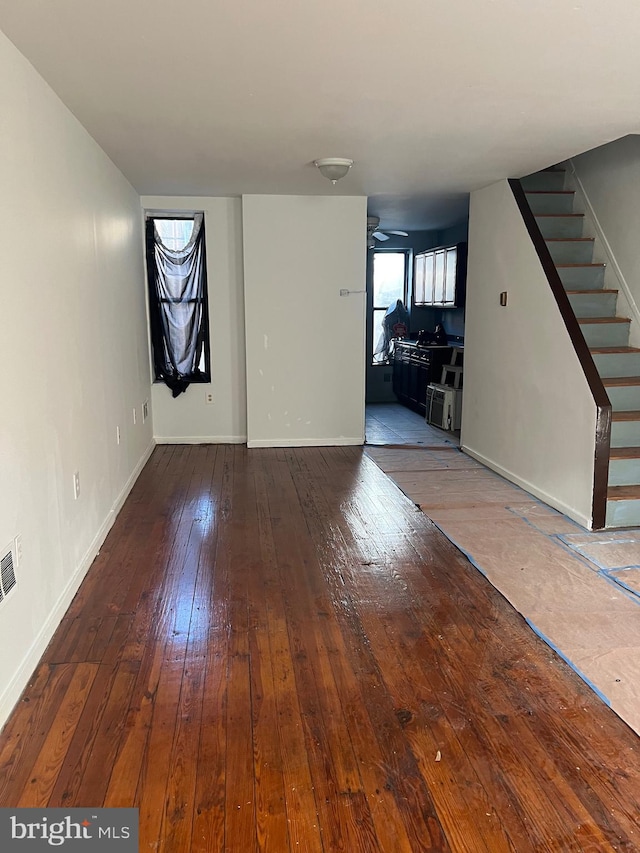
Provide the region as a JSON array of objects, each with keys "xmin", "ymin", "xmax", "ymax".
[{"xmin": 508, "ymin": 178, "xmax": 611, "ymax": 530}]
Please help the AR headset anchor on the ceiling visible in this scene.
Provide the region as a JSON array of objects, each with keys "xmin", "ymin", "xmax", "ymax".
[{"xmin": 1, "ymin": 0, "xmax": 640, "ymax": 230}]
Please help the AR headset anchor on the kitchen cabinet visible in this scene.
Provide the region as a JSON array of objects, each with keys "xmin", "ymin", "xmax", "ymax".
[{"xmin": 392, "ymin": 342, "xmax": 451, "ymax": 415}]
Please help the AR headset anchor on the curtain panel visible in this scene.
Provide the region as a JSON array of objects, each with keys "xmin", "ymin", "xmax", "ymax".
[{"xmin": 145, "ymin": 214, "xmax": 210, "ymax": 397}]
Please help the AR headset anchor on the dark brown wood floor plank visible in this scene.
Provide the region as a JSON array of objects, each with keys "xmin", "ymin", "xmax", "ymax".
[
  {"xmin": 105, "ymin": 446, "xmax": 203, "ymax": 817},
  {"xmin": 266, "ymin": 453, "xmax": 429, "ymax": 852},
  {"xmin": 17, "ymin": 663, "xmax": 99, "ymax": 807},
  {"xmin": 48, "ymin": 660, "xmax": 140, "ymax": 808},
  {"xmin": 0, "ymin": 664, "xmax": 76, "ymax": 805},
  {"xmin": 47, "ymin": 661, "xmax": 121, "ymax": 807},
  {"xmin": 242, "ymin": 466, "xmax": 291, "ymax": 853},
  {"xmin": 190, "ymin": 444, "xmax": 233, "ymax": 853},
  {"xmin": 254, "ymin": 462, "xmax": 324, "ymax": 853},
  {"xmin": 261, "ymin": 464, "xmax": 422, "ymax": 853},
  {"xmin": 134, "ymin": 447, "xmax": 210, "ymax": 849},
  {"xmin": 162, "ymin": 468, "xmax": 220, "ymax": 853},
  {"xmin": 224, "ymin": 454, "xmax": 259, "ymax": 852}
]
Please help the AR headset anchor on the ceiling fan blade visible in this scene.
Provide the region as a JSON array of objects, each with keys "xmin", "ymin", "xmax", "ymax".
[
  {"xmin": 386, "ymin": 230, "xmax": 409, "ymax": 237},
  {"xmin": 372, "ymin": 231, "xmax": 389, "ymax": 241}
]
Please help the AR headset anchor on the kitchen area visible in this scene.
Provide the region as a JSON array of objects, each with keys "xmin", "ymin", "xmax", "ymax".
[{"xmin": 366, "ymin": 222, "xmax": 468, "ymax": 444}]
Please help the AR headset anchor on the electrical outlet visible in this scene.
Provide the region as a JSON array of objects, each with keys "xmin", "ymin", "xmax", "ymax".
[
  {"xmin": 142, "ymin": 400, "xmax": 149, "ymax": 422},
  {"xmin": 14, "ymin": 535, "xmax": 22, "ymax": 567},
  {"xmin": 132, "ymin": 407, "xmax": 137, "ymax": 425},
  {"xmin": 73, "ymin": 471, "xmax": 80, "ymax": 500},
  {"xmin": 116, "ymin": 426, "xmax": 121, "ymax": 445},
  {"xmin": 205, "ymin": 391, "xmax": 214, "ymax": 405}
]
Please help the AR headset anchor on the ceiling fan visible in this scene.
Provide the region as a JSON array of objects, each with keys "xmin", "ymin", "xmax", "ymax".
[{"xmin": 367, "ymin": 216, "xmax": 408, "ymax": 248}]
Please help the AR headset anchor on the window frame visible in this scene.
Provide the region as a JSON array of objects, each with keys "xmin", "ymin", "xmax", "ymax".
[
  {"xmin": 371, "ymin": 248, "xmax": 411, "ymax": 366},
  {"xmin": 144, "ymin": 212, "xmax": 212, "ymax": 387}
]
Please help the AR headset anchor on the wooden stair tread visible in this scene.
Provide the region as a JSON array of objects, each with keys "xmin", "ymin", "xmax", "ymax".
[
  {"xmin": 590, "ymin": 346, "xmax": 640, "ymax": 353},
  {"xmin": 577, "ymin": 317, "xmax": 630, "ymax": 324},
  {"xmin": 612, "ymin": 410, "xmax": 640, "ymax": 421},
  {"xmin": 556, "ymin": 263, "xmax": 605, "ymax": 268},
  {"xmin": 603, "ymin": 376, "xmax": 640, "ymax": 386},
  {"xmin": 608, "ymin": 484, "xmax": 640, "ymax": 500},
  {"xmin": 525, "ymin": 190, "xmax": 574, "ymax": 195},
  {"xmin": 534, "ymin": 213, "xmax": 583, "ymax": 218},
  {"xmin": 610, "ymin": 447, "xmax": 640, "ymax": 459},
  {"xmin": 545, "ymin": 238, "xmax": 594, "ymax": 242},
  {"xmin": 566, "ymin": 289, "xmax": 618, "ymax": 294}
]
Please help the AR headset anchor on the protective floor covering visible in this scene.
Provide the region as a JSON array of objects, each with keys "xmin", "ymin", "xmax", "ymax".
[{"xmin": 366, "ymin": 444, "xmax": 640, "ymax": 737}]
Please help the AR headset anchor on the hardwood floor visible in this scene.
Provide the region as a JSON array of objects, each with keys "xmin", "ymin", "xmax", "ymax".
[{"xmin": 1, "ymin": 444, "xmax": 639, "ymax": 851}]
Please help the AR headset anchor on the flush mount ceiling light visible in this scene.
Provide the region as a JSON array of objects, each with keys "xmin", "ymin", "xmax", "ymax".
[{"xmin": 314, "ymin": 157, "xmax": 354, "ymax": 184}]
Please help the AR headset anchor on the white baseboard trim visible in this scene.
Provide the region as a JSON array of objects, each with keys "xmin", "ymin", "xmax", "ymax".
[
  {"xmin": 0, "ymin": 439, "xmax": 156, "ymax": 731},
  {"xmin": 461, "ymin": 444, "xmax": 592, "ymax": 530},
  {"xmin": 567, "ymin": 159, "xmax": 640, "ymax": 331},
  {"xmin": 247, "ymin": 436, "xmax": 364, "ymax": 449},
  {"xmin": 154, "ymin": 435, "xmax": 247, "ymax": 445}
]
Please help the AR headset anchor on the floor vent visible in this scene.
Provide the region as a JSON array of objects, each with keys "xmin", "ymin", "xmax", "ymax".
[{"xmin": 0, "ymin": 547, "xmax": 17, "ymax": 601}]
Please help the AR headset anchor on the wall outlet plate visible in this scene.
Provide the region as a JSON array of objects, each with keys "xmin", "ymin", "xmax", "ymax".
[
  {"xmin": 142, "ymin": 400, "xmax": 149, "ymax": 422},
  {"xmin": 205, "ymin": 391, "xmax": 214, "ymax": 405},
  {"xmin": 14, "ymin": 535, "xmax": 22, "ymax": 567},
  {"xmin": 73, "ymin": 471, "xmax": 80, "ymax": 500},
  {"xmin": 133, "ymin": 407, "xmax": 137, "ymax": 425},
  {"xmin": 116, "ymin": 425, "xmax": 121, "ymax": 445}
]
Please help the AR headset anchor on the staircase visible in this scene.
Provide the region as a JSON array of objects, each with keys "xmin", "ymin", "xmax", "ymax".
[{"xmin": 520, "ymin": 169, "xmax": 640, "ymax": 528}]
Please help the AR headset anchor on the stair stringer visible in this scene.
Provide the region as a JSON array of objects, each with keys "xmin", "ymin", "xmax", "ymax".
[{"xmin": 509, "ymin": 178, "xmax": 612, "ymax": 530}]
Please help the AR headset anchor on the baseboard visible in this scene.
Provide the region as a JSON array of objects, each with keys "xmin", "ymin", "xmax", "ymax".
[
  {"xmin": 567, "ymin": 159, "xmax": 640, "ymax": 332},
  {"xmin": 0, "ymin": 439, "xmax": 156, "ymax": 731},
  {"xmin": 154, "ymin": 435, "xmax": 247, "ymax": 445},
  {"xmin": 461, "ymin": 444, "xmax": 592, "ymax": 530},
  {"xmin": 247, "ymin": 436, "xmax": 365, "ymax": 448}
]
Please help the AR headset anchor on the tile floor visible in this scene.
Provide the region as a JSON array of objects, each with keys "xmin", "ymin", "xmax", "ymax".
[
  {"xmin": 365, "ymin": 402, "xmax": 460, "ymax": 447},
  {"xmin": 365, "ymin": 438, "xmax": 640, "ymax": 737}
]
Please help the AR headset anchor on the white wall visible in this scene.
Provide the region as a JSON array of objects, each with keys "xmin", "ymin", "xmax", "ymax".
[
  {"xmin": 243, "ymin": 195, "xmax": 367, "ymax": 447},
  {"xmin": 141, "ymin": 196, "xmax": 247, "ymax": 443},
  {"xmin": 0, "ymin": 32, "xmax": 153, "ymax": 726},
  {"xmin": 566, "ymin": 135, "xmax": 640, "ymax": 347},
  {"xmin": 463, "ymin": 180, "xmax": 597, "ymax": 527}
]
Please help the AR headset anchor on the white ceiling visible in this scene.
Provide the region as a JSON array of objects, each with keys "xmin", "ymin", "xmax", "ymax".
[{"xmin": 1, "ymin": 0, "xmax": 640, "ymax": 230}]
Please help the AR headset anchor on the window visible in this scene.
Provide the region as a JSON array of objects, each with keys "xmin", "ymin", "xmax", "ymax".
[
  {"xmin": 414, "ymin": 243, "xmax": 465, "ymax": 307},
  {"xmin": 145, "ymin": 213, "xmax": 211, "ymax": 397},
  {"xmin": 372, "ymin": 251, "xmax": 409, "ymax": 364}
]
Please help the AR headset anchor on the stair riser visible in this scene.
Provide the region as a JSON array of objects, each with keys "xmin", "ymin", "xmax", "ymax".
[
  {"xmin": 526, "ymin": 193, "xmax": 575, "ymax": 214},
  {"xmin": 580, "ymin": 323, "xmax": 630, "ymax": 348},
  {"xmin": 536, "ymin": 217, "xmax": 584, "ymax": 239},
  {"xmin": 547, "ymin": 241, "xmax": 594, "ymax": 264},
  {"xmin": 557, "ymin": 266, "xmax": 605, "ymax": 290},
  {"xmin": 592, "ymin": 352, "xmax": 640, "ymax": 377},
  {"xmin": 608, "ymin": 458, "xmax": 640, "ymax": 486},
  {"xmin": 606, "ymin": 499, "xmax": 640, "ymax": 527},
  {"xmin": 606, "ymin": 385, "xmax": 640, "ymax": 411},
  {"xmin": 520, "ymin": 172, "xmax": 566, "ymax": 192},
  {"xmin": 568, "ymin": 292, "xmax": 617, "ymax": 318},
  {"xmin": 611, "ymin": 421, "xmax": 640, "ymax": 447}
]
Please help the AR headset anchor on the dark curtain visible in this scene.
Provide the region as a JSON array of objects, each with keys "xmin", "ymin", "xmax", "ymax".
[{"xmin": 145, "ymin": 214, "xmax": 209, "ymax": 397}]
